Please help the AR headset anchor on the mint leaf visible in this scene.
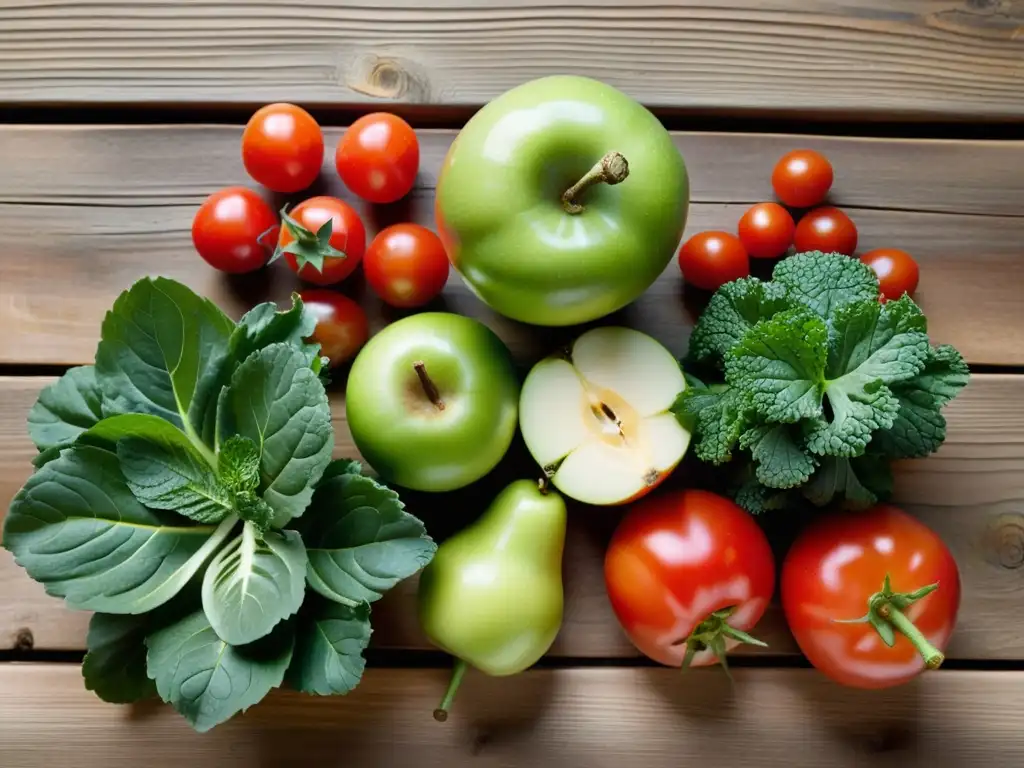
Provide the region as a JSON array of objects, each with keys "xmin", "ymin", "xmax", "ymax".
[
  {"xmin": 145, "ymin": 609, "xmax": 294, "ymax": 733},
  {"xmin": 673, "ymin": 383, "xmax": 750, "ymax": 465},
  {"xmin": 773, "ymin": 251, "xmax": 879, "ymax": 318},
  {"xmin": 740, "ymin": 424, "xmax": 817, "ymax": 489},
  {"xmin": 725, "ymin": 307, "xmax": 827, "ymax": 423},
  {"xmin": 686, "ymin": 277, "xmax": 793, "ymax": 364},
  {"xmin": 287, "ymin": 599, "xmax": 371, "ymax": 696},
  {"xmin": 293, "ymin": 472, "xmax": 436, "ymax": 607},
  {"xmin": 802, "ymin": 454, "xmax": 892, "ymax": 508},
  {"xmin": 217, "ymin": 343, "xmax": 334, "ymax": 529},
  {"xmin": 230, "ymin": 294, "xmax": 320, "ymax": 370},
  {"xmin": 83, "ymin": 613, "xmax": 157, "ymax": 704},
  {"xmin": 28, "ymin": 366, "xmax": 103, "ymax": 451},
  {"xmin": 3, "ymin": 445, "xmax": 235, "ymax": 613},
  {"xmin": 874, "ymin": 344, "xmax": 970, "ymax": 459},
  {"xmin": 95, "ymin": 277, "xmax": 234, "ymax": 450},
  {"xmin": 218, "ymin": 435, "xmax": 261, "ymax": 493}
]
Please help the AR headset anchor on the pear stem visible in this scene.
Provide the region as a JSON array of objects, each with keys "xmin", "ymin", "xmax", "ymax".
[
  {"xmin": 413, "ymin": 361, "xmax": 445, "ymax": 411},
  {"xmin": 561, "ymin": 151, "xmax": 629, "ymax": 214},
  {"xmin": 433, "ymin": 658, "xmax": 467, "ymax": 722}
]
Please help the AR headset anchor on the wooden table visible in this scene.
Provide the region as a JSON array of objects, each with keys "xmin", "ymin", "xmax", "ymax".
[{"xmin": 1, "ymin": 2, "xmax": 1023, "ymax": 765}]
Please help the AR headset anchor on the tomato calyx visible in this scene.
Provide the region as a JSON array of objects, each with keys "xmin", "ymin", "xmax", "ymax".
[
  {"xmin": 672, "ymin": 605, "xmax": 768, "ymax": 679},
  {"xmin": 835, "ymin": 573, "xmax": 945, "ymax": 670},
  {"xmin": 272, "ymin": 206, "xmax": 347, "ymax": 273}
]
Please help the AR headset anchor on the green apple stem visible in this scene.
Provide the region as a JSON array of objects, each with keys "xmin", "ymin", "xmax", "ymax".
[
  {"xmin": 433, "ymin": 658, "xmax": 468, "ymax": 722},
  {"xmin": 413, "ymin": 361, "xmax": 445, "ymax": 411},
  {"xmin": 562, "ymin": 151, "xmax": 629, "ymax": 214}
]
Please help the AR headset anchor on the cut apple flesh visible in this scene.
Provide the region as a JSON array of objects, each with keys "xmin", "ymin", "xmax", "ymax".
[{"xmin": 519, "ymin": 327, "xmax": 691, "ymax": 506}]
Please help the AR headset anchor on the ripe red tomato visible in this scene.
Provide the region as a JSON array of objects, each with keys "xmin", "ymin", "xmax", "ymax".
[
  {"xmin": 299, "ymin": 289, "xmax": 369, "ymax": 368},
  {"xmin": 677, "ymin": 231, "xmax": 750, "ymax": 291},
  {"xmin": 242, "ymin": 103, "xmax": 324, "ymax": 193},
  {"xmin": 276, "ymin": 196, "xmax": 366, "ymax": 286},
  {"xmin": 364, "ymin": 224, "xmax": 450, "ymax": 308},
  {"xmin": 772, "ymin": 149, "xmax": 833, "ymax": 208},
  {"xmin": 335, "ymin": 113, "xmax": 420, "ymax": 204},
  {"xmin": 191, "ymin": 187, "xmax": 278, "ymax": 274},
  {"xmin": 738, "ymin": 202, "xmax": 795, "ymax": 259},
  {"xmin": 794, "ymin": 206, "xmax": 858, "ymax": 255},
  {"xmin": 604, "ymin": 490, "xmax": 776, "ymax": 669},
  {"xmin": 860, "ymin": 248, "xmax": 920, "ymax": 301},
  {"xmin": 781, "ymin": 505, "xmax": 960, "ymax": 690}
]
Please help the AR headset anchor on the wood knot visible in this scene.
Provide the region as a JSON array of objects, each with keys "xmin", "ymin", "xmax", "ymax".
[
  {"xmin": 983, "ymin": 514, "xmax": 1024, "ymax": 570},
  {"xmin": 14, "ymin": 628, "xmax": 34, "ymax": 651},
  {"xmin": 345, "ymin": 54, "xmax": 427, "ymax": 101}
]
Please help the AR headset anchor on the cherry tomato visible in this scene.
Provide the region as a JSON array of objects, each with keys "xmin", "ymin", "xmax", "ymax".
[
  {"xmin": 335, "ymin": 113, "xmax": 420, "ymax": 204},
  {"xmin": 860, "ymin": 248, "xmax": 920, "ymax": 301},
  {"xmin": 794, "ymin": 206, "xmax": 858, "ymax": 255},
  {"xmin": 738, "ymin": 202, "xmax": 795, "ymax": 259},
  {"xmin": 276, "ymin": 196, "xmax": 366, "ymax": 286},
  {"xmin": 299, "ymin": 289, "xmax": 369, "ymax": 368},
  {"xmin": 677, "ymin": 231, "xmax": 750, "ymax": 291},
  {"xmin": 364, "ymin": 224, "xmax": 450, "ymax": 308},
  {"xmin": 781, "ymin": 505, "xmax": 960, "ymax": 690},
  {"xmin": 772, "ymin": 149, "xmax": 834, "ymax": 208},
  {"xmin": 604, "ymin": 490, "xmax": 776, "ymax": 669},
  {"xmin": 191, "ymin": 187, "xmax": 278, "ymax": 274},
  {"xmin": 242, "ymin": 103, "xmax": 324, "ymax": 193}
]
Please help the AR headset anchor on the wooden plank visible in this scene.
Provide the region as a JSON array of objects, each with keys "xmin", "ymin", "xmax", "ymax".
[
  {"xmin": 1, "ymin": 2, "xmax": 1023, "ymax": 119},
  {"xmin": 2, "ymin": 664, "xmax": 1024, "ymax": 766},
  {"xmin": 3, "ymin": 374, "xmax": 1023, "ymax": 659},
  {"xmin": 1, "ymin": 127, "xmax": 1022, "ymax": 367}
]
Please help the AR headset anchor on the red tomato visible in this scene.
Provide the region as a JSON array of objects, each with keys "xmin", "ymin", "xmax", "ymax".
[
  {"xmin": 738, "ymin": 202, "xmax": 795, "ymax": 259},
  {"xmin": 277, "ymin": 196, "xmax": 366, "ymax": 286},
  {"xmin": 191, "ymin": 187, "xmax": 278, "ymax": 274},
  {"xmin": 677, "ymin": 231, "xmax": 750, "ymax": 291},
  {"xmin": 772, "ymin": 149, "xmax": 834, "ymax": 209},
  {"xmin": 364, "ymin": 224, "xmax": 450, "ymax": 308},
  {"xmin": 335, "ymin": 113, "xmax": 420, "ymax": 204},
  {"xmin": 242, "ymin": 103, "xmax": 324, "ymax": 193},
  {"xmin": 299, "ymin": 289, "xmax": 369, "ymax": 367},
  {"xmin": 860, "ymin": 248, "xmax": 920, "ymax": 301},
  {"xmin": 604, "ymin": 490, "xmax": 776, "ymax": 669},
  {"xmin": 781, "ymin": 505, "xmax": 960, "ymax": 690},
  {"xmin": 794, "ymin": 206, "xmax": 858, "ymax": 255}
]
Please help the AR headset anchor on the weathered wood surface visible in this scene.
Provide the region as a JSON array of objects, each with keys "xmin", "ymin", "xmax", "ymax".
[
  {"xmin": 2, "ymin": 664, "xmax": 1024, "ymax": 767},
  {"xmin": 1, "ymin": 1, "xmax": 1023, "ymax": 119},
  {"xmin": 1, "ymin": 127, "xmax": 1022, "ymax": 367},
  {"xmin": 3, "ymin": 373, "xmax": 1022, "ymax": 658}
]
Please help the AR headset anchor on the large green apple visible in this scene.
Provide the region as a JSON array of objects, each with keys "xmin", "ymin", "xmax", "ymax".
[
  {"xmin": 435, "ymin": 75, "xmax": 689, "ymax": 327},
  {"xmin": 345, "ymin": 312, "xmax": 519, "ymax": 492}
]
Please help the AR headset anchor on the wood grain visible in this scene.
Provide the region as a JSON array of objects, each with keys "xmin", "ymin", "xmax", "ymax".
[
  {"xmin": 1, "ymin": 127, "xmax": 1022, "ymax": 367},
  {"xmin": 2, "ymin": 664, "xmax": 1024, "ymax": 766},
  {"xmin": 3, "ymin": 374, "xmax": 1022, "ymax": 658},
  {"xmin": 1, "ymin": 2, "xmax": 1023, "ymax": 119}
]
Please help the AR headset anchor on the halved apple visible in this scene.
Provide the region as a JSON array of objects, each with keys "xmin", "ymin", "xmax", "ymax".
[{"xmin": 519, "ymin": 326, "xmax": 690, "ymax": 506}]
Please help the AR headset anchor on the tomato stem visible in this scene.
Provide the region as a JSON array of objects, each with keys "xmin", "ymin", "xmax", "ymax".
[
  {"xmin": 433, "ymin": 658, "xmax": 467, "ymax": 722},
  {"xmin": 561, "ymin": 151, "xmax": 629, "ymax": 214},
  {"xmin": 879, "ymin": 602, "xmax": 945, "ymax": 670}
]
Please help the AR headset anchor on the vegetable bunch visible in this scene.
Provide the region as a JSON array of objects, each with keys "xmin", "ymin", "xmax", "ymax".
[
  {"xmin": 3, "ymin": 277, "xmax": 436, "ymax": 732},
  {"xmin": 673, "ymin": 251, "xmax": 969, "ymax": 513}
]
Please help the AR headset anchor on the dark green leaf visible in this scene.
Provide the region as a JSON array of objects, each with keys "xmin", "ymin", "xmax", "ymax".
[
  {"xmin": 802, "ymin": 455, "xmax": 888, "ymax": 509},
  {"xmin": 27, "ymin": 366, "xmax": 103, "ymax": 451},
  {"xmin": 234, "ymin": 494, "xmax": 275, "ymax": 533},
  {"xmin": 319, "ymin": 459, "xmax": 364, "ymax": 483},
  {"xmin": 672, "ymin": 384, "xmax": 750, "ymax": 465},
  {"xmin": 83, "ymin": 613, "xmax": 157, "ymax": 704},
  {"xmin": 287, "ymin": 600, "xmax": 371, "ymax": 696},
  {"xmin": 772, "ymin": 250, "xmax": 879, "ymax": 318},
  {"xmin": 740, "ymin": 424, "xmax": 817, "ymax": 489},
  {"xmin": 685, "ymin": 277, "xmax": 793, "ymax": 365},
  {"xmin": 217, "ymin": 435, "xmax": 261, "ymax": 493},
  {"xmin": 230, "ymin": 294, "xmax": 320, "ymax": 371}
]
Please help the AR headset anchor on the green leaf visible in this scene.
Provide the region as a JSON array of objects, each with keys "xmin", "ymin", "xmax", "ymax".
[
  {"xmin": 27, "ymin": 366, "xmax": 103, "ymax": 451},
  {"xmin": 3, "ymin": 445, "xmax": 236, "ymax": 613},
  {"xmin": 869, "ymin": 612, "xmax": 896, "ymax": 647},
  {"xmin": 82, "ymin": 413, "xmax": 201, "ymax": 453},
  {"xmin": 772, "ymin": 250, "xmax": 879, "ymax": 318},
  {"xmin": 233, "ymin": 494, "xmax": 275, "ymax": 533},
  {"xmin": 145, "ymin": 609, "xmax": 294, "ymax": 733},
  {"xmin": 725, "ymin": 307, "xmax": 827, "ymax": 423},
  {"xmin": 740, "ymin": 424, "xmax": 817, "ymax": 490},
  {"xmin": 117, "ymin": 437, "xmax": 233, "ymax": 525},
  {"xmin": 804, "ymin": 380, "xmax": 899, "ymax": 458},
  {"xmin": 217, "ymin": 343, "xmax": 334, "ymax": 529},
  {"xmin": 874, "ymin": 344, "xmax": 971, "ymax": 459},
  {"xmin": 217, "ymin": 435, "xmax": 261, "ymax": 493},
  {"xmin": 230, "ymin": 294, "xmax": 320, "ymax": 371},
  {"xmin": 673, "ymin": 383, "xmax": 750, "ymax": 465},
  {"xmin": 83, "ymin": 613, "xmax": 157, "ymax": 704},
  {"xmin": 201, "ymin": 524, "xmax": 307, "ymax": 646},
  {"xmin": 320, "ymin": 458, "xmax": 364, "ymax": 482},
  {"xmin": 802, "ymin": 455, "xmax": 891, "ymax": 508},
  {"xmin": 95, "ymin": 277, "xmax": 234, "ymax": 452},
  {"xmin": 292, "ymin": 472, "xmax": 437, "ymax": 606},
  {"xmin": 733, "ymin": 475, "xmax": 796, "ymax": 515},
  {"xmin": 685, "ymin": 277, "xmax": 793, "ymax": 365},
  {"xmin": 287, "ymin": 600, "xmax": 371, "ymax": 696}
]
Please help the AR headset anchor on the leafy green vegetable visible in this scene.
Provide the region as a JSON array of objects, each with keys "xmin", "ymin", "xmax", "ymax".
[
  {"xmin": 27, "ymin": 366, "xmax": 103, "ymax": 451},
  {"xmin": 287, "ymin": 599, "xmax": 372, "ymax": 696},
  {"xmin": 231, "ymin": 293, "xmax": 321, "ymax": 370},
  {"xmin": 83, "ymin": 613, "xmax": 157, "ymax": 704},
  {"xmin": 677, "ymin": 251, "xmax": 969, "ymax": 512}
]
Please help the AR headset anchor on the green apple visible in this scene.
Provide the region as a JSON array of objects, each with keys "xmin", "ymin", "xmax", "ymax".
[
  {"xmin": 435, "ymin": 75, "xmax": 689, "ymax": 327},
  {"xmin": 346, "ymin": 312, "xmax": 519, "ymax": 492}
]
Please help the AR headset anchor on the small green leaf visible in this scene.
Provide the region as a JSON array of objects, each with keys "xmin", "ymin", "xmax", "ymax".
[
  {"xmin": 686, "ymin": 277, "xmax": 794, "ymax": 365},
  {"xmin": 772, "ymin": 250, "xmax": 879, "ymax": 318},
  {"xmin": 869, "ymin": 612, "xmax": 896, "ymax": 647},
  {"xmin": 802, "ymin": 455, "xmax": 886, "ymax": 509},
  {"xmin": 320, "ymin": 459, "xmax": 364, "ymax": 482},
  {"xmin": 672, "ymin": 383, "xmax": 750, "ymax": 465},
  {"xmin": 234, "ymin": 493, "xmax": 275, "ymax": 534},
  {"xmin": 217, "ymin": 435, "xmax": 261, "ymax": 493},
  {"xmin": 721, "ymin": 624, "xmax": 768, "ymax": 648},
  {"xmin": 83, "ymin": 613, "xmax": 157, "ymax": 704},
  {"xmin": 28, "ymin": 366, "xmax": 103, "ymax": 451},
  {"xmin": 316, "ymin": 218, "xmax": 334, "ymax": 246},
  {"xmin": 287, "ymin": 599, "xmax": 371, "ymax": 696},
  {"xmin": 740, "ymin": 423, "xmax": 817, "ymax": 489},
  {"xmin": 230, "ymin": 294, "xmax": 320, "ymax": 371}
]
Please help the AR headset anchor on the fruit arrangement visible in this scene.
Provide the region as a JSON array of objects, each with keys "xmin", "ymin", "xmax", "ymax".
[{"xmin": 3, "ymin": 75, "xmax": 969, "ymax": 731}]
